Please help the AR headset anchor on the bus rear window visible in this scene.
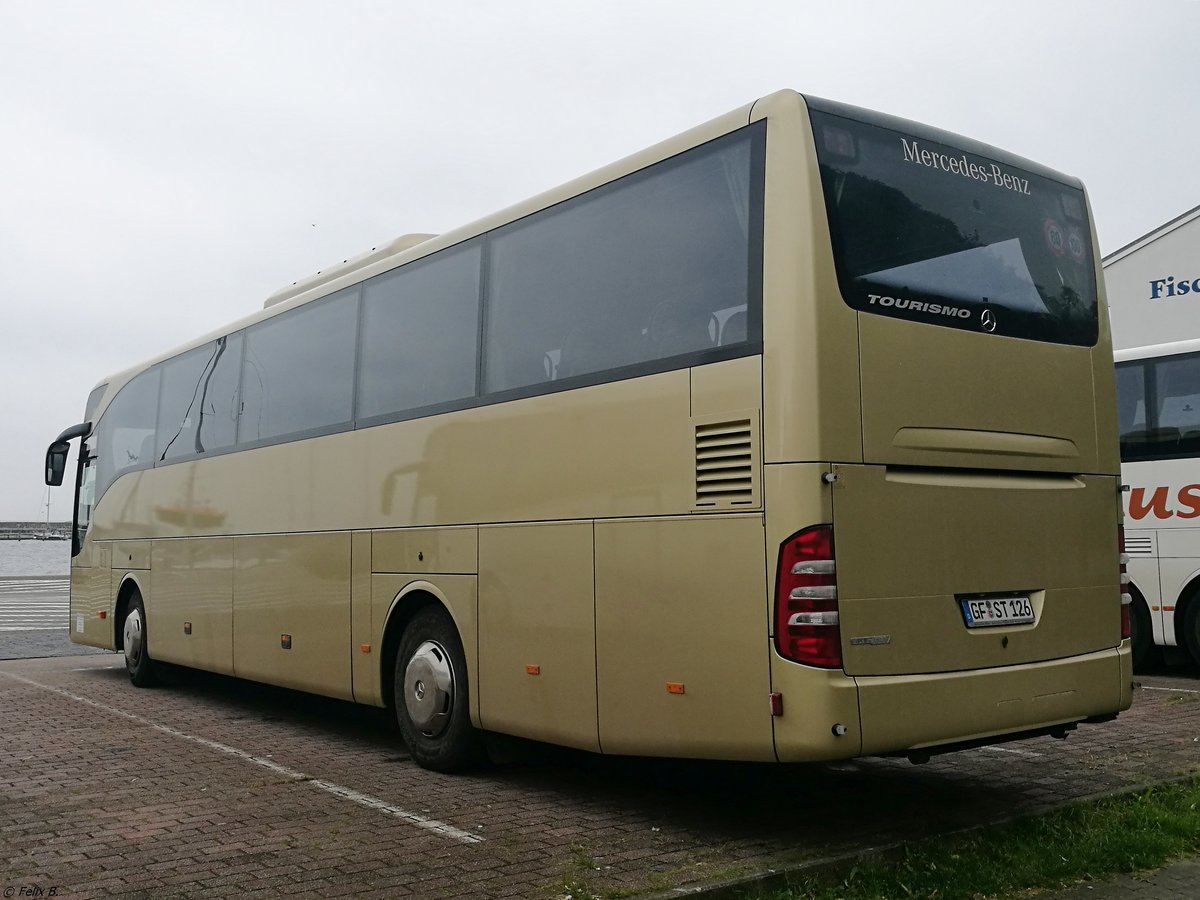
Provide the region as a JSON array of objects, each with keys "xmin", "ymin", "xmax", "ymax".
[{"xmin": 810, "ymin": 104, "xmax": 1098, "ymax": 346}]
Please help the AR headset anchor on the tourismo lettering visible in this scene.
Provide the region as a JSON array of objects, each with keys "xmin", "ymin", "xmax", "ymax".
[
  {"xmin": 1149, "ymin": 275, "xmax": 1200, "ymax": 300},
  {"xmin": 1127, "ymin": 484, "xmax": 1200, "ymax": 520},
  {"xmin": 867, "ymin": 293, "xmax": 971, "ymax": 319},
  {"xmin": 900, "ymin": 139, "xmax": 1031, "ymax": 195}
]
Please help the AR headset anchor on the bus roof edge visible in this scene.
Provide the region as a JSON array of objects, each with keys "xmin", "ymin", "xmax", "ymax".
[{"xmin": 263, "ymin": 233, "xmax": 438, "ymax": 309}]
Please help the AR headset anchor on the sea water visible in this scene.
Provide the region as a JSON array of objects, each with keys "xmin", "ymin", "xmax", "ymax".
[{"xmin": 0, "ymin": 540, "xmax": 71, "ymax": 577}]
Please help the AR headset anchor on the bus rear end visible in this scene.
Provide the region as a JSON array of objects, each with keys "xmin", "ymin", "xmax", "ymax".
[{"xmin": 766, "ymin": 95, "xmax": 1131, "ymax": 762}]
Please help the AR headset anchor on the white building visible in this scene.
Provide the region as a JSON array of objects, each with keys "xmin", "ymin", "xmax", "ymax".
[{"xmin": 1104, "ymin": 205, "xmax": 1200, "ymax": 350}]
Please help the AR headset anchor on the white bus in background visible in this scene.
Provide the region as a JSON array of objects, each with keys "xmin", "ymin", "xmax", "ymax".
[
  {"xmin": 1105, "ymin": 204, "xmax": 1200, "ymax": 670},
  {"xmin": 1116, "ymin": 338, "xmax": 1200, "ymax": 669}
]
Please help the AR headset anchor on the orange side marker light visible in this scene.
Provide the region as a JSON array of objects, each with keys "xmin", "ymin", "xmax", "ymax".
[
  {"xmin": 666, "ymin": 682, "xmax": 685, "ymax": 695},
  {"xmin": 526, "ymin": 665, "xmax": 541, "ymax": 676}
]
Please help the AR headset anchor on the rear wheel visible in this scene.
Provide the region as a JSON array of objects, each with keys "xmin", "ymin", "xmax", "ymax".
[
  {"xmin": 123, "ymin": 591, "xmax": 158, "ymax": 687},
  {"xmin": 394, "ymin": 606, "xmax": 482, "ymax": 772},
  {"xmin": 1183, "ymin": 601, "xmax": 1200, "ymax": 671},
  {"xmin": 1129, "ymin": 590, "xmax": 1155, "ymax": 672}
]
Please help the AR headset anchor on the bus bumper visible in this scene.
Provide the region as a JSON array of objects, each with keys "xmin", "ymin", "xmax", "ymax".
[
  {"xmin": 770, "ymin": 644, "xmax": 1131, "ymax": 763},
  {"xmin": 855, "ymin": 645, "xmax": 1132, "ymax": 757}
]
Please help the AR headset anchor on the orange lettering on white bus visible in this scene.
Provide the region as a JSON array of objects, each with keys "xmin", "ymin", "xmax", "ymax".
[
  {"xmin": 1128, "ymin": 486, "xmax": 1172, "ymax": 520},
  {"xmin": 1176, "ymin": 485, "xmax": 1200, "ymax": 519}
]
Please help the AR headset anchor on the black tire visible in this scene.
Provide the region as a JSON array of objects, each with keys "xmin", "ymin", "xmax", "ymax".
[
  {"xmin": 1129, "ymin": 590, "xmax": 1154, "ymax": 672},
  {"xmin": 393, "ymin": 606, "xmax": 482, "ymax": 772},
  {"xmin": 1183, "ymin": 601, "xmax": 1200, "ymax": 671},
  {"xmin": 122, "ymin": 591, "xmax": 158, "ymax": 687}
]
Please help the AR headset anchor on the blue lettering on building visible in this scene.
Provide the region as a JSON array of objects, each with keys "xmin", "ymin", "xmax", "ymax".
[{"xmin": 1150, "ymin": 274, "xmax": 1200, "ymax": 300}]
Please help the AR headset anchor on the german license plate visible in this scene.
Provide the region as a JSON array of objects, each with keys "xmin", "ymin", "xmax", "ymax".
[{"xmin": 960, "ymin": 595, "xmax": 1034, "ymax": 628}]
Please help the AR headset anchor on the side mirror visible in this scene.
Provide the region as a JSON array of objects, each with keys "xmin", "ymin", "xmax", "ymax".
[
  {"xmin": 45, "ymin": 422, "xmax": 91, "ymax": 488},
  {"xmin": 45, "ymin": 441, "xmax": 70, "ymax": 486}
]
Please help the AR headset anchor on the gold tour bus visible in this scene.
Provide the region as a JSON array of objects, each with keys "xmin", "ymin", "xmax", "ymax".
[{"xmin": 46, "ymin": 90, "xmax": 1131, "ymax": 772}]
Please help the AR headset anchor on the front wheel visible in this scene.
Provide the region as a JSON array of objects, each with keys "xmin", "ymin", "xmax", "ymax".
[
  {"xmin": 394, "ymin": 606, "xmax": 482, "ymax": 772},
  {"xmin": 123, "ymin": 591, "xmax": 158, "ymax": 687}
]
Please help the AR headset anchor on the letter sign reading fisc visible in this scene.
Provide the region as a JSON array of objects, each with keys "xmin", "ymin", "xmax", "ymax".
[{"xmin": 1149, "ymin": 275, "xmax": 1200, "ymax": 300}]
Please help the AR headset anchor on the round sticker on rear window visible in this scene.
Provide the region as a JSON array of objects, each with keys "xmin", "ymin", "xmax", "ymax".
[
  {"xmin": 1067, "ymin": 228, "xmax": 1086, "ymax": 262},
  {"xmin": 1044, "ymin": 218, "xmax": 1066, "ymax": 256}
]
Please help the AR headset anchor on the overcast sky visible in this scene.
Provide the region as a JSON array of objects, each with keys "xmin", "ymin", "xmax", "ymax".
[{"xmin": 2, "ymin": 0, "xmax": 1198, "ymax": 521}]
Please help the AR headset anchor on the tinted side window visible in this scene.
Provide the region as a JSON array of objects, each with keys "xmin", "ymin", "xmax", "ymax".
[
  {"xmin": 156, "ymin": 335, "xmax": 243, "ymax": 461},
  {"xmin": 74, "ymin": 454, "xmax": 95, "ymax": 552},
  {"xmin": 95, "ymin": 368, "xmax": 161, "ymax": 498},
  {"xmin": 1116, "ymin": 364, "xmax": 1145, "ymax": 434},
  {"xmin": 198, "ymin": 333, "xmax": 243, "ymax": 453},
  {"xmin": 359, "ymin": 243, "xmax": 481, "ymax": 422},
  {"xmin": 1118, "ymin": 353, "xmax": 1200, "ymax": 461},
  {"xmin": 484, "ymin": 125, "xmax": 762, "ymax": 394},
  {"xmin": 157, "ymin": 343, "xmax": 211, "ymax": 461},
  {"xmin": 240, "ymin": 289, "xmax": 358, "ymax": 444}
]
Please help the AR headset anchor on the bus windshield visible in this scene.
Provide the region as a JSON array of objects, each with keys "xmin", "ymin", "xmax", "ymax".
[{"xmin": 810, "ymin": 102, "xmax": 1098, "ymax": 346}]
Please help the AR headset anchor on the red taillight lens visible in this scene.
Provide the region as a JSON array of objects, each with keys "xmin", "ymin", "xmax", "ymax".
[
  {"xmin": 1119, "ymin": 525, "xmax": 1132, "ymax": 640},
  {"xmin": 774, "ymin": 525, "xmax": 841, "ymax": 668}
]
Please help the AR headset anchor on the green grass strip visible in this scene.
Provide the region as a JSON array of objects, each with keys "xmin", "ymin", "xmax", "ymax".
[{"xmin": 756, "ymin": 778, "xmax": 1200, "ymax": 900}]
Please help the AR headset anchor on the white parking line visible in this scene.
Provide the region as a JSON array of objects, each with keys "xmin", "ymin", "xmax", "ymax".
[
  {"xmin": 0, "ymin": 670, "xmax": 482, "ymax": 845},
  {"xmin": 972, "ymin": 745, "xmax": 1043, "ymax": 757},
  {"xmin": 1141, "ymin": 685, "xmax": 1200, "ymax": 695}
]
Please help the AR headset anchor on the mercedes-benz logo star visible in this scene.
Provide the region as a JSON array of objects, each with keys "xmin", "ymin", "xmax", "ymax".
[{"xmin": 980, "ymin": 308, "xmax": 997, "ymax": 333}]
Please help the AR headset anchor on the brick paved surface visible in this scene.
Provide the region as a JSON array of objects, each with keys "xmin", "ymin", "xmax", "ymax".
[
  {"xmin": 1, "ymin": 655, "xmax": 1198, "ymax": 899},
  {"xmin": 1042, "ymin": 857, "xmax": 1200, "ymax": 899}
]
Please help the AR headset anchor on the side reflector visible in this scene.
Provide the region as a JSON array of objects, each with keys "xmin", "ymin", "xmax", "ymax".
[
  {"xmin": 280, "ymin": 634, "xmax": 292, "ymax": 650},
  {"xmin": 666, "ymin": 682, "xmax": 685, "ymax": 695},
  {"xmin": 769, "ymin": 692, "xmax": 783, "ymax": 717},
  {"xmin": 98, "ymin": 611, "xmax": 107, "ymax": 619},
  {"xmin": 360, "ymin": 643, "xmax": 371, "ymax": 654},
  {"xmin": 525, "ymin": 665, "xmax": 540, "ymax": 675},
  {"xmin": 183, "ymin": 622, "xmax": 192, "ymax": 635}
]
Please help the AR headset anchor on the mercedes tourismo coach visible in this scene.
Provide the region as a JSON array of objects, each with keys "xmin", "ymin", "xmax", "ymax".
[{"xmin": 45, "ymin": 91, "xmax": 1131, "ymax": 771}]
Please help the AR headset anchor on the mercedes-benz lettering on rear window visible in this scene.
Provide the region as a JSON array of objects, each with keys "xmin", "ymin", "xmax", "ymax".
[{"xmin": 810, "ymin": 104, "xmax": 1098, "ymax": 346}]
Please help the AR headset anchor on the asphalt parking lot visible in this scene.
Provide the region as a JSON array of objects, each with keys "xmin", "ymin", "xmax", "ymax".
[{"xmin": 2, "ymin": 654, "xmax": 1199, "ymax": 900}]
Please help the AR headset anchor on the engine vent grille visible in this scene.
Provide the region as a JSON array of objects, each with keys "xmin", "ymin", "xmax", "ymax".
[
  {"xmin": 695, "ymin": 417, "xmax": 757, "ymax": 508},
  {"xmin": 1124, "ymin": 535, "xmax": 1154, "ymax": 557}
]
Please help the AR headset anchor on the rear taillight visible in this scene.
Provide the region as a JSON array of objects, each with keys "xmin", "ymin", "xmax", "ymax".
[
  {"xmin": 774, "ymin": 525, "xmax": 841, "ymax": 668},
  {"xmin": 1119, "ymin": 524, "xmax": 1132, "ymax": 640}
]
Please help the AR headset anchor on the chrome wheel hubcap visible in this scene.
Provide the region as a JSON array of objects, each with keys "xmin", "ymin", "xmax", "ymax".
[
  {"xmin": 403, "ymin": 640, "xmax": 454, "ymax": 737},
  {"xmin": 124, "ymin": 608, "xmax": 144, "ymax": 670}
]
